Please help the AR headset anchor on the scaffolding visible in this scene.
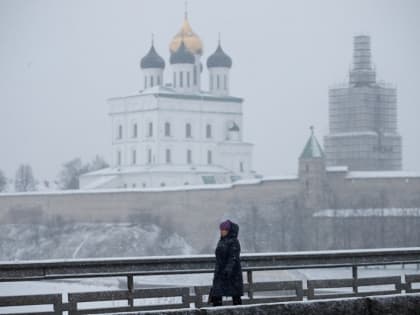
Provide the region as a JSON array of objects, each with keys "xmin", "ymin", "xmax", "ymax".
[{"xmin": 324, "ymin": 35, "xmax": 402, "ymax": 171}]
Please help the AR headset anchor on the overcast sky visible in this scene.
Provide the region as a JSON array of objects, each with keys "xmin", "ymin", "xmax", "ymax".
[{"xmin": 1, "ymin": 0, "xmax": 419, "ymax": 181}]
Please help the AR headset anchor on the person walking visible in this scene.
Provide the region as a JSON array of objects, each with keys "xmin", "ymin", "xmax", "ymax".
[{"xmin": 209, "ymin": 219, "xmax": 244, "ymax": 306}]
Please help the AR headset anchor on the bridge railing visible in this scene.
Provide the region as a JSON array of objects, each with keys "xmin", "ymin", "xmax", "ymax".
[{"xmin": 1, "ymin": 248, "xmax": 420, "ymax": 314}]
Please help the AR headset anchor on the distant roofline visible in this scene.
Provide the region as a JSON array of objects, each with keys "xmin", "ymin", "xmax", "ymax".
[
  {"xmin": 0, "ymin": 176, "xmax": 298, "ymax": 197},
  {"xmin": 108, "ymin": 91, "xmax": 243, "ymax": 103},
  {"xmin": 346, "ymin": 171, "xmax": 420, "ymax": 179}
]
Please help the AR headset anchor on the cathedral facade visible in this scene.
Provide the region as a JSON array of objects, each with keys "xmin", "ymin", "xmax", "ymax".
[{"xmin": 80, "ymin": 14, "xmax": 255, "ymax": 189}]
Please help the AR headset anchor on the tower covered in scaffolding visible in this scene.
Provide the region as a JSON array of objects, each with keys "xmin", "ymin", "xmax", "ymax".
[{"xmin": 324, "ymin": 35, "xmax": 402, "ymax": 171}]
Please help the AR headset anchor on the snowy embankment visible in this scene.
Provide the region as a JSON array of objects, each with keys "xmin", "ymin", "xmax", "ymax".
[{"xmin": 0, "ymin": 222, "xmax": 193, "ymax": 261}]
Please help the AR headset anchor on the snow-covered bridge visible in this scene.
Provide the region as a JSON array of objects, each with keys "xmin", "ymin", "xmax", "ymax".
[{"xmin": 1, "ymin": 248, "xmax": 420, "ymax": 314}]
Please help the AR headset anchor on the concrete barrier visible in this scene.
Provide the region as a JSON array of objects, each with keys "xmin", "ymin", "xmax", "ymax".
[
  {"xmin": 120, "ymin": 293, "xmax": 420, "ymax": 315},
  {"xmin": 200, "ymin": 298, "xmax": 368, "ymax": 315},
  {"xmin": 369, "ymin": 294, "xmax": 420, "ymax": 315}
]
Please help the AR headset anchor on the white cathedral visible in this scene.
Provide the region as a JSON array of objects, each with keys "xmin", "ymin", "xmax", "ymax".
[{"xmin": 79, "ymin": 14, "xmax": 257, "ymax": 189}]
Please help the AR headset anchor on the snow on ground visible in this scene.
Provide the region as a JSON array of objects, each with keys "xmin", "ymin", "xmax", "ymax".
[
  {"xmin": 314, "ymin": 208, "xmax": 420, "ymax": 217},
  {"xmin": 0, "ymin": 223, "xmax": 193, "ymax": 261}
]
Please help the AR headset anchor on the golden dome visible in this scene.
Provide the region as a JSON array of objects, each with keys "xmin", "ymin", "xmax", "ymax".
[{"xmin": 169, "ymin": 17, "xmax": 203, "ymax": 55}]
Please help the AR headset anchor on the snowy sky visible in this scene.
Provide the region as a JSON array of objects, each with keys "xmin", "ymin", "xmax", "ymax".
[{"xmin": 1, "ymin": 0, "xmax": 419, "ymax": 181}]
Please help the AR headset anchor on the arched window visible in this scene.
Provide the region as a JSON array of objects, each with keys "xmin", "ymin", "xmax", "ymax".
[
  {"xmin": 165, "ymin": 149, "xmax": 171, "ymax": 164},
  {"xmin": 148, "ymin": 122, "xmax": 153, "ymax": 137},
  {"xmin": 193, "ymin": 65, "xmax": 197, "ymax": 85},
  {"xmin": 216, "ymin": 75, "xmax": 220, "ymax": 89},
  {"xmin": 187, "ymin": 149, "xmax": 192, "ymax": 164},
  {"xmin": 132, "ymin": 150, "xmax": 137, "ymax": 165},
  {"xmin": 206, "ymin": 124, "xmax": 212, "ymax": 139},
  {"xmin": 132, "ymin": 123, "xmax": 138, "ymax": 138},
  {"xmin": 147, "ymin": 148, "xmax": 152, "ymax": 164},
  {"xmin": 187, "ymin": 72, "xmax": 190, "ymax": 87},
  {"xmin": 207, "ymin": 150, "xmax": 212, "ymax": 165},
  {"xmin": 117, "ymin": 125, "xmax": 123, "ymax": 139},
  {"xmin": 164, "ymin": 122, "xmax": 171, "ymax": 137},
  {"xmin": 117, "ymin": 151, "xmax": 122, "ymax": 166},
  {"xmin": 185, "ymin": 123, "xmax": 192, "ymax": 138},
  {"xmin": 150, "ymin": 76, "xmax": 154, "ymax": 87},
  {"xmin": 173, "ymin": 72, "xmax": 177, "ymax": 88},
  {"xmin": 180, "ymin": 71, "xmax": 183, "ymax": 87}
]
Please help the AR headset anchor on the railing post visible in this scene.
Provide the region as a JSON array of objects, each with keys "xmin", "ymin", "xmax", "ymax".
[
  {"xmin": 352, "ymin": 265, "xmax": 358, "ymax": 294},
  {"xmin": 127, "ymin": 275, "xmax": 134, "ymax": 307},
  {"xmin": 247, "ymin": 270, "xmax": 254, "ymax": 300}
]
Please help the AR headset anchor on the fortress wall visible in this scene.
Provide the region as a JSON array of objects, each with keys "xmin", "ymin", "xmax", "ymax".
[
  {"xmin": 327, "ymin": 175, "xmax": 420, "ymax": 208},
  {"xmin": 2, "ymin": 174, "xmax": 420, "ymax": 254},
  {"xmin": 0, "ymin": 179, "xmax": 300, "ymax": 252}
]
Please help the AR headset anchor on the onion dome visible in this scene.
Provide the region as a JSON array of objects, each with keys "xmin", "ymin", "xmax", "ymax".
[
  {"xmin": 140, "ymin": 44, "xmax": 165, "ymax": 69},
  {"xmin": 170, "ymin": 41, "xmax": 195, "ymax": 64},
  {"xmin": 207, "ymin": 43, "xmax": 232, "ymax": 68},
  {"xmin": 169, "ymin": 16, "xmax": 203, "ymax": 55}
]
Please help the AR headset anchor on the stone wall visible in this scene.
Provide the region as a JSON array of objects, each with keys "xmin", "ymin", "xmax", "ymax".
[{"xmin": 1, "ymin": 173, "xmax": 420, "ymax": 255}]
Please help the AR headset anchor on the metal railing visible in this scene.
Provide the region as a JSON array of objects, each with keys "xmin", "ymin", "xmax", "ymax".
[{"xmin": 1, "ymin": 248, "xmax": 420, "ymax": 314}]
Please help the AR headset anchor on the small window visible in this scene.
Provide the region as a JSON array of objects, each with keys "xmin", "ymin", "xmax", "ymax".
[
  {"xmin": 132, "ymin": 123, "xmax": 138, "ymax": 138},
  {"xmin": 224, "ymin": 74, "xmax": 227, "ymax": 90},
  {"xmin": 147, "ymin": 149, "xmax": 152, "ymax": 164},
  {"xmin": 144, "ymin": 77, "xmax": 147, "ymax": 89},
  {"xmin": 187, "ymin": 149, "xmax": 192, "ymax": 164},
  {"xmin": 117, "ymin": 125, "xmax": 123, "ymax": 139},
  {"xmin": 148, "ymin": 122, "xmax": 153, "ymax": 137},
  {"xmin": 206, "ymin": 124, "xmax": 212, "ymax": 139},
  {"xmin": 132, "ymin": 150, "xmax": 137, "ymax": 165},
  {"xmin": 180, "ymin": 71, "xmax": 183, "ymax": 87},
  {"xmin": 187, "ymin": 72, "xmax": 190, "ymax": 87},
  {"xmin": 157, "ymin": 75, "xmax": 161, "ymax": 85},
  {"xmin": 217, "ymin": 75, "xmax": 220, "ymax": 89},
  {"xmin": 173, "ymin": 72, "xmax": 177, "ymax": 88},
  {"xmin": 186, "ymin": 123, "xmax": 192, "ymax": 138},
  {"xmin": 240, "ymin": 162, "xmax": 244, "ymax": 172},
  {"xmin": 165, "ymin": 122, "xmax": 171, "ymax": 137},
  {"xmin": 210, "ymin": 74, "xmax": 214, "ymax": 90},
  {"xmin": 305, "ymin": 164, "xmax": 309, "ymax": 172},
  {"xmin": 150, "ymin": 76, "xmax": 154, "ymax": 87},
  {"xmin": 207, "ymin": 150, "xmax": 212, "ymax": 164},
  {"xmin": 117, "ymin": 151, "xmax": 122, "ymax": 166},
  {"xmin": 166, "ymin": 149, "xmax": 171, "ymax": 164}
]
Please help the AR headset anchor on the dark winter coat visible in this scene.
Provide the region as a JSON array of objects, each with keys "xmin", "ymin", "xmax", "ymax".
[{"xmin": 211, "ymin": 222, "xmax": 244, "ymax": 297}]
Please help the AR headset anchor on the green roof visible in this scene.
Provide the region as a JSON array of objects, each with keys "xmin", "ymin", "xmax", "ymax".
[{"xmin": 300, "ymin": 127, "xmax": 325, "ymax": 159}]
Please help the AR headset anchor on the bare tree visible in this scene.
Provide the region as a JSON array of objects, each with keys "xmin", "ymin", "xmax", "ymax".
[
  {"xmin": 89, "ymin": 155, "xmax": 109, "ymax": 172},
  {"xmin": 58, "ymin": 156, "xmax": 109, "ymax": 190},
  {"xmin": 14, "ymin": 164, "xmax": 37, "ymax": 192},
  {"xmin": 0, "ymin": 169, "xmax": 7, "ymax": 192},
  {"xmin": 58, "ymin": 158, "xmax": 89, "ymax": 190}
]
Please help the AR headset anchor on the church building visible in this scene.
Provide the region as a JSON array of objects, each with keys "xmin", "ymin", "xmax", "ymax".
[{"xmin": 80, "ymin": 13, "xmax": 256, "ymax": 189}]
